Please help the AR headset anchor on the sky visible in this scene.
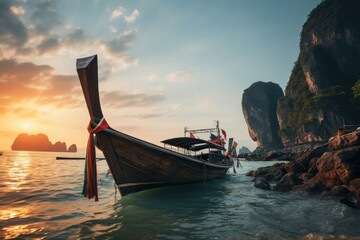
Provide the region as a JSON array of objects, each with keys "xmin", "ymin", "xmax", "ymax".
[{"xmin": 0, "ymin": 0, "xmax": 321, "ymax": 152}]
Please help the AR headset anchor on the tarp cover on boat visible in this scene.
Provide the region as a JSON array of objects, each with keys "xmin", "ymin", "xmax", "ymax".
[{"xmin": 161, "ymin": 137, "xmax": 225, "ymax": 151}]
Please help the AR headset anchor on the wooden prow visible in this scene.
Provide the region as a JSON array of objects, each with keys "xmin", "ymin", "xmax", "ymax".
[{"xmin": 76, "ymin": 55, "xmax": 104, "ymax": 125}]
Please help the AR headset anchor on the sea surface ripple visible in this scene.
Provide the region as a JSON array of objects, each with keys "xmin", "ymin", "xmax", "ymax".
[{"xmin": 1, "ymin": 151, "xmax": 360, "ymax": 240}]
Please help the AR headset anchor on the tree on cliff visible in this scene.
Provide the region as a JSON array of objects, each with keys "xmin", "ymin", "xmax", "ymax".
[{"xmin": 352, "ymin": 80, "xmax": 360, "ymax": 99}]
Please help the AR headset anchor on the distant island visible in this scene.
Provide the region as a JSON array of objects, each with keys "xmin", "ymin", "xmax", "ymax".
[{"xmin": 11, "ymin": 133, "xmax": 77, "ymax": 152}]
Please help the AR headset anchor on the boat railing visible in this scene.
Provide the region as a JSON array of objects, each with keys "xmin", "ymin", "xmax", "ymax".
[{"xmin": 163, "ymin": 145, "xmax": 186, "ymax": 154}]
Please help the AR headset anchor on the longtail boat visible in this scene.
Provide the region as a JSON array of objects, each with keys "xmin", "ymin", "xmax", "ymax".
[{"xmin": 76, "ymin": 55, "xmax": 234, "ymax": 199}]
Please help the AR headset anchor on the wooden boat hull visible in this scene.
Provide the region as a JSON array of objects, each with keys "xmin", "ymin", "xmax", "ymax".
[
  {"xmin": 76, "ymin": 55, "xmax": 232, "ymax": 197},
  {"xmin": 97, "ymin": 128, "xmax": 230, "ymax": 196}
]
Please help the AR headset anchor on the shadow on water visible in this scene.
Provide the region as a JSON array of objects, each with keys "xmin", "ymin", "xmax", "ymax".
[
  {"xmin": 84, "ymin": 177, "xmax": 234, "ymax": 240},
  {"xmin": 78, "ymin": 170, "xmax": 360, "ymax": 240}
]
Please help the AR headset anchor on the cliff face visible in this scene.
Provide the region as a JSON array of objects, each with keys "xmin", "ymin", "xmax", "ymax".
[
  {"xmin": 278, "ymin": 0, "xmax": 360, "ymax": 145},
  {"xmin": 242, "ymin": 82, "xmax": 284, "ymax": 148},
  {"xmin": 11, "ymin": 133, "xmax": 77, "ymax": 152},
  {"xmin": 68, "ymin": 144, "xmax": 77, "ymax": 152}
]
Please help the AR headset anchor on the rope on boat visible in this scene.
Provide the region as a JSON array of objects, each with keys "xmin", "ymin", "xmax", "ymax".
[
  {"xmin": 203, "ymin": 160, "xmax": 206, "ymax": 182},
  {"xmin": 82, "ymin": 117, "xmax": 110, "ymax": 202}
]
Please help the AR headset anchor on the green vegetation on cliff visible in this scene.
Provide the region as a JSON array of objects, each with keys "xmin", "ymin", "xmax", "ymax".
[
  {"xmin": 353, "ymin": 80, "xmax": 360, "ymax": 99},
  {"xmin": 280, "ymin": 58, "xmax": 360, "ymax": 140},
  {"xmin": 279, "ymin": 59, "xmax": 315, "ymax": 139},
  {"xmin": 278, "ymin": 0, "xmax": 360, "ymax": 142}
]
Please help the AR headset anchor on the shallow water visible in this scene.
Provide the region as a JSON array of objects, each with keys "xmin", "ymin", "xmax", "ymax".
[{"xmin": 0, "ymin": 151, "xmax": 360, "ymax": 240}]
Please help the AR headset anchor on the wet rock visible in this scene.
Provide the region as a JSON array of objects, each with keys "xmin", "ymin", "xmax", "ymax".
[
  {"xmin": 246, "ymin": 170, "xmax": 255, "ymax": 177},
  {"xmin": 307, "ymin": 158, "xmax": 319, "ymax": 174},
  {"xmin": 313, "ymin": 146, "xmax": 360, "ymax": 188},
  {"xmin": 273, "ymin": 173, "xmax": 303, "ymax": 192},
  {"xmin": 254, "ymin": 178, "xmax": 271, "ymax": 191},
  {"xmin": 247, "ymin": 131, "xmax": 360, "ymax": 207},
  {"xmin": 349, "ymin": 178, "xmax": 360, "ymax": 203},
  {"xmin": 299, "ymin": 172, "xmax": 315, "ymax": 182},
  {"xmin": 302, "ymin": 182, "xmax": 327, "ymax": 194},
  {"xmin": 328, "ymin": 130, "xmax": 360, "ymax": 150}
]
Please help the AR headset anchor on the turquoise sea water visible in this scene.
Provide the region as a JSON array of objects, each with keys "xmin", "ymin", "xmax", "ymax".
[{"xmin": 1, "ymin": 151, "xmax": 360, "ymax": 240}]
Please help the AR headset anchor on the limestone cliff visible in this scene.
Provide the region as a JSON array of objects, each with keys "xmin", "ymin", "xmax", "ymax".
[
  {"xmin": 11, "ymin": 133, "xmax": 77, "ymax": 152},
  {"xmin": 68, "ymin": 144, "xmax": 77, "ymax": 152},
  {"xmin": 242, "ymin": 81, "xmax": 284, "ymax": 148},
  {"xmin": 277, "ymin": 0, "xmax": 360, "ymax": 145}
]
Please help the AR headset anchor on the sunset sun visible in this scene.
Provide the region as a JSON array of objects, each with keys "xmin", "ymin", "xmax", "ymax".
[{"xmin": 21, "ymin": 122, "xmax": 31, "ymax": 131}]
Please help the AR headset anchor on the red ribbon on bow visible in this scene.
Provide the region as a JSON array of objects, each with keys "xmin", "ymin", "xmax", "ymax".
[{"xmin": 82, "ymin": 118, "xmax": 110, "ymax": 201}]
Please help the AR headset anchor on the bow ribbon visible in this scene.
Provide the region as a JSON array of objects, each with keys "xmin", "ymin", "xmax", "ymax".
[{"xmin": 82, "ymin": 117, "xmax": 110, "ymax": 201}]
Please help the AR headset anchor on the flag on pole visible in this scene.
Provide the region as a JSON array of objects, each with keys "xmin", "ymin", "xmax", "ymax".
[
  {"xmin": 210, "ymin": 133, "xmax": 218, "ymax": 140},
  {"xmin": 221, "ymin": 129, "xmax": 227, "ymax": 140},
  {"xmin": 190, "ymin": 132, "xmax": 197, "ymax": 138}
]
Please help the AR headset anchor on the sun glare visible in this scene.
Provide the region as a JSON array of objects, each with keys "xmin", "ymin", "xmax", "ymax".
[{"xmin": 21, "ymin": 122, "xmax": 31, "ymax": 131}]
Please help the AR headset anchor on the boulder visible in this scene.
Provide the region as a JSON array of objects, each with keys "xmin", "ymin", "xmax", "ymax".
[
  {"xmin": 273, "ymin": 173, "xmax": 303, "ymax": 192},
  {"xmin": 328, "ymin": 130, "xmax": 360, "ymax": 150},
  {"xmin": 254, "ymin": 178, "xmax": 271, "ymax": 191},
  {"xmin": 248, "ymin": 132, "xmax": 360, "ymax": 206},
  {"xmin": 349, "ymin": 178, "xmax": 360, "ymax": 203}
]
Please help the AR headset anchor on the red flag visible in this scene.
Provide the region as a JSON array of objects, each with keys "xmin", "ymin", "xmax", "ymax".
[
  {"xmin": 221, "ymin": 129, "xmax": 227, "ymax": 140},
  {"xmin": 190, "ymin": 132, "xmax": 196, "ymax": 138}
]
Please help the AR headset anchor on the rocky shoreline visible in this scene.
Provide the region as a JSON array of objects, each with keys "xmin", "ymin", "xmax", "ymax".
[
  {"xmin": 240, "ymin": 141, "xmax": 325, "ymax": 161},
  {"xmin": 246, "ymin": 129, "xmax": 360, "ymax": 208}
]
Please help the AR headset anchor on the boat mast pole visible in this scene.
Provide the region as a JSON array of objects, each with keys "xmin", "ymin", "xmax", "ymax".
[{"xmin": 76, "ymin": 55, "xmax": 104, "ymax": 125}]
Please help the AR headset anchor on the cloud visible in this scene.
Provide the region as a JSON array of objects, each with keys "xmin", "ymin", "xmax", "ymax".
[
  {"xmin": 109, "ymin": 26, "xmax": 117, "ymax": 33},
  {"xmin": 147, "ymin": 74, "xmax": 160, "ymax": 82},
  {"xmin": 166, "ymin": 71, "xmax": 191, "ymax": 83},
  {"xmin": 0, "ymin": 0, "xmax": 138, "ymax": 86},
  {"xmin": 199, "ymin": 98, "xmax": 214, "ymax": 107},
  {"xmin": 32, "ymin": 28, "xmax": 90, "ymax": 56},
  {"xmin": 0, "ymin": 58, "xmax": 82, "ymax": 116},
  {"xmin": 65, "ymin": 28, "xmax": 88, "ymax": 44},
  {"xmin": 0, "ymin": 0, "xmax": 28, "ymax": 49},
  {"xmin": 125, "ymin": 9, "xmax": 139, "ymax": 23},
  {"xmin": 101, "ymin": 29, "xmax": 138, "ymax": 69},
  {"xmin": 0, "ymin": 57, "xmax": 162, "ymax": 119},
  {"xmin": 120, "ymin": 113, "xmax": 163, "ymax": 119},
  {"xmin": 101, "ymin": 90, "xmax": 164, "ymax": 108},
  {"xmin": 102, "ymin": 30, "xmax": 137, "ymax": 54},
  {"xmin": 37, "ymin": 36, "xmax": 60, "ymax": 54},
  {"xmin": 10, "ymin": 6, "xmax": 25, "ymax": 15},
  {"xmin": 30, "ymin": 0, "xmax": 61, "ymax": 35},
  {"xmin": 110, "ymin": 7, "xmax": 139, "ymax": 23},
  {"xmin": 110, "ymin": 7, "xmax": 126, "ymax": 21}
]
